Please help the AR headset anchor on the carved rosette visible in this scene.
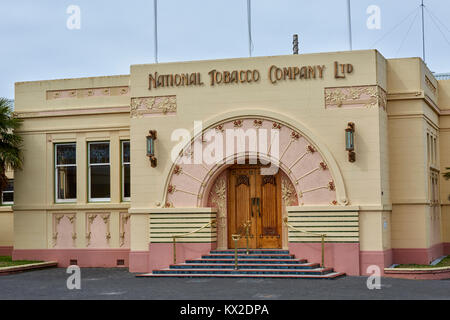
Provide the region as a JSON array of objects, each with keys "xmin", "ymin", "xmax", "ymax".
[
  {"xmin": 47, "ymin": 86, "xmax": 129, "ymax": 100},
  {"xmin": 130, "ymin": 95, "xmax": 177, "ymax": 118}
]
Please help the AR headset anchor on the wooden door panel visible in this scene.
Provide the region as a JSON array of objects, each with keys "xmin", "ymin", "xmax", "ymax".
[
  {"xmin": 228, "ymin": 169, "xmax": 256, "ymax": 248},
  {"xmin": 228, "ymin": 166, "xmax": 281, "ymax": 249},
  {"xmin": 257, "ymin": 174, "xmax": 282, "ymax": 248}
]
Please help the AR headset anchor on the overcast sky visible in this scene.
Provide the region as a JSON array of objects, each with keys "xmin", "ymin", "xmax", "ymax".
[{"xmin": 1, "ymin": 0, "xmax": 450, "ymax": 99}]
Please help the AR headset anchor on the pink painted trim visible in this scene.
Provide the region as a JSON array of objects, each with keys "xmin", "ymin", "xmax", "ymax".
[
  {"xmin": 288, "ymin": 242, "xmax": 360, "ymax": 276},
  {"xmin": 359, "ymin": 249, "xmax": 393, "ymax": 276},
  {"xmin": 129, "ymin": 251, "xmax": 150, "ymax": 273},
  {"xmin": 392, "ymin": 243, "xmax": 444, "ymax": 265},
  {"xmin": 148, "ymin": 242, "xmax": 217, "ymax": 273},
  {"xmin": 0, "ymin": 246, "xmax": 13, "ymax": 256},
  {"xmin": 384, "ymin": 268, "xmax": 450, "ymax": 280},
  {"xmin": 12, "ymin": 249, "xmax": 130, "ymax": 268},
  {"xmin": 444, "ymin": 243, "xmax": 450, "ymax": 255}
]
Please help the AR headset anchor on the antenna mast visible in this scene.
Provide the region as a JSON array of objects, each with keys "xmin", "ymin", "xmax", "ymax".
[
  {"xmin": 247, "ymin": 0, "xmax": 253, "ymax": 57},
  {"xmin": 421, "ymin": 0, "xmax": 425, "ymax": 62},
  {"xmin": 347, "ymin": 0, "xmax": 353, "ymax": 50},
  {"xmin": 154, "ymin": 0, "xmax": 158, "ymax": 63}
]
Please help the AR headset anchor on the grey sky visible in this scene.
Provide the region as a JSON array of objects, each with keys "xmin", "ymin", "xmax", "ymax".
[{"xmin": 1, "ymin": 0, "xmax": 450, "ymax": 99}]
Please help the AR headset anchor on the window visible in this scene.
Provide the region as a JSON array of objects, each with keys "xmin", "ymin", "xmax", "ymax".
[
  {"xmin": 88, "ymin": 142, "xmax": 110, "ymax": 201},
  {"xmin": 55, "ymin": 143, "xmax": 77, "ymax": 202},
  {"xmin": 2, "ymin": 179, "xmax": 13, "ymax": 205},
  {"xmin": 122, "ymin": 141, "xmax": 130, "ymax": 201}
]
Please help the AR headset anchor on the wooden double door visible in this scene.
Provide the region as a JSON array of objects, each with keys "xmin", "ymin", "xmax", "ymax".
[{"xmin": 227, "ymin": 165, "xmax": 282, "ymax": 249}]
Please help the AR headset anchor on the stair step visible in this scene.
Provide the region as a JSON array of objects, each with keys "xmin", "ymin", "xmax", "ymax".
[
  {"xmin": 185, "ymin": 258, "xmax": 307, "ymax": 264},
  {"xmin": 138, "ymin": 249, "xmax": 345, "ymax": 280},
  {"xmin": 170, "ymin": 263, "xmax": 320, "ymax": 270},
  {"xmin": 202, "ymin": 254, "xmax": 295, "ymax": 259},
  {"xmin": 210, "ymin": 249, "xmax": 289, "ymax": 254},
  {"xmin": 153, "ymin": 267, "xmax": 334, "ymax": 276},
  {"xmin": 138, "ymin": 272, "xmax": 346, "ymax": 279}
]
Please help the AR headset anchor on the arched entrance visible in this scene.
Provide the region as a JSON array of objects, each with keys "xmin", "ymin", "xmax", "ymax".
[{"xmin": 162, "ymin": 114, "xmax": 347, "ymax": 249}]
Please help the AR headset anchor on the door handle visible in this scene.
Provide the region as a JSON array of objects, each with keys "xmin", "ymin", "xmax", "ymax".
[
  {"xmin": 256, "ymin": 197, "xmax": 261, "ymax": 217},
  {"xmin": 251, "ymin": 198, "xmax": 255, "ymax": 217}
]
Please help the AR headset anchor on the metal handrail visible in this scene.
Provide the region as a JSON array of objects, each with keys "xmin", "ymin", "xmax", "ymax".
[
  {"xmin": 283, "ymin": 217, "xmax": 327, "ymax": 268},
  {"xmin": 231, "ymin": 220, "xmax": 252, "ymax": 270},
  {"xmin": 172, "ymin": 219, "xmax": 216, "ymax": 264}
]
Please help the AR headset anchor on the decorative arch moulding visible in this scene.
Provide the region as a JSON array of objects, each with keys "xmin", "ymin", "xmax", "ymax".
[
  {"xmin": 47, "ymin": 86, "xmax": 130, "ymax": 100},
  {"xmin": 130, "ymin": 95, "xmax": 177, "ymax": 118},
  {"xmin": 325, "ymin": 85, "xmax": 387, "ymax": 110},
  {"xmin": 161, "ymin": 116, "xmax": 348, "ymax": 209}
]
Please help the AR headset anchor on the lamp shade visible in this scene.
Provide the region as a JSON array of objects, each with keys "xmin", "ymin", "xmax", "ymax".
[{"xmin": 345, "ymin": 129, "xmax": 354, "ymax": 151}]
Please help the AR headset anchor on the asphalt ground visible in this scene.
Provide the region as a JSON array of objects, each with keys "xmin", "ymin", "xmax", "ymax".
[{"xmin": 0, "ymin": 267, "xmax": 449, "ymax": 300}]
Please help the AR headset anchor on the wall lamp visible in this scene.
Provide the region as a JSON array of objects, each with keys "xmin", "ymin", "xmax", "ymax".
[
  {"xmin": 147, "ymin": 130, "xmax": 157, "ymax": 167},
  {"xmin": 345, "ymin": 122, "xmax": 355, "ymax": 162}
]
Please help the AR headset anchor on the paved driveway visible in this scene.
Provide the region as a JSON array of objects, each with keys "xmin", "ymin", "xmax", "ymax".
[{"xmin": 0, "ymin": 267, "xmax": 449, "ymax": 300}]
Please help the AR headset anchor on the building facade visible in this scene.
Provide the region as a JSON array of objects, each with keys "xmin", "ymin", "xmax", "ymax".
[{"xmin": 10, "ymin": 49, "xmax": 450, "ymax": 275}]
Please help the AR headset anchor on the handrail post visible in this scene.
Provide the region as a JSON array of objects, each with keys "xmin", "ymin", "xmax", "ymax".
[
  {"xmin": 245, "ymin": 223, "xmax": 249, "ymax": 255},
  {"xmin": 321, "ymin": 234, "xmax": 325, "ymax": 268},
  {"xmin": 234, "ymin": 237, "xmax": 238, "ymax": 270},
  {"xmin": 173, "ymin": 236, "xmax": 176, "ymax": 264}
]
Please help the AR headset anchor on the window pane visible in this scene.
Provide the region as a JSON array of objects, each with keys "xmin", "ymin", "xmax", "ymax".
[
  {"xmin": 4, "ymin": 180, "xmax": 13, "ymax": 192},
  {"xmin": 90, "ymin": 165, "xmax": 110, "ymax": 199},
  {"xmin": 122, "ymin": 141, "xmax": 130, "ymax": 163},
  {"xmin": 2, "ymin": 192, "xmax": 13, "ymax": 203},
  {"xmin": 89, "ymin": 143, "xmax": 110, "ymax": 164},
  {"xmin": 124, "ymin": 163, "xmax": 130, "ymax": 199},
  {"xmin": 57, "ymin": 166, "xmax": 77, "ymax": 199},
  {"xmin": 56, "ymin": 144, "xmax": 76, "ymax": 165}
]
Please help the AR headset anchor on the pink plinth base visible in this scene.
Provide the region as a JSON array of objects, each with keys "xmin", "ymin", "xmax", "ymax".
[
  {"xmin": 288, "ymin": 242, "xmax": 360, "ymax": 276},
  {"xmin": 12, "ymin": 249, "xmax": 130, "ymax": 268},
  {"xmin": 147, "ymin": 242, "xmax": 217, "ymax": 272},
  {"xmin": 392, "ymin": 243, "xmax": 444, "ymax": 265},
  {"xmin": 129, "ymin": 251, "xmax": 151, "ymax": 273},
  {"xmin": 359, "ymin": 249, "xmax": 393, "ymax": 275},
  {"xmin": 445, "ymin": 243, "xmax": 450, "ymax": 255},
  {"xmin": 0, "ymin": 246, "xmax": 13, "ymax": 256}
]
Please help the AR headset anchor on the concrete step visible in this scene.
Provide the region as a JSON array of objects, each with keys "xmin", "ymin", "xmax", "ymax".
[
  {"xmin": 201, "ymin": 254, "xmax": 295, "ymax": 260},
  {"xmin": 153, "ymin": 267, "xmax": 335, "ymax": 276},
  {"xmin": 138, "ymin": 272, "xmax": 346, "ymax": 280},
  {"xmin": 171, "ymin": 262, "xmax": 320, "ymax": 270},
  {"xmin": 210, "ymin": 249, "xmax": 290, "ymax": 255},
  {"xmin": 185, "ymin": 258, "xmax": 307, "ymax": 264}
]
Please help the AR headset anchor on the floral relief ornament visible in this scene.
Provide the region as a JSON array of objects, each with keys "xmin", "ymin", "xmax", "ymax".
[{"xmin": 130, "ymin": 96, "xmax": 176, "ymax": 118}]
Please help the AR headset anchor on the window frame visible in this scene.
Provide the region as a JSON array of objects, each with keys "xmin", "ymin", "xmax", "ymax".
[
  {"xmin": 121, "ymin": 140, "xmax": 130, "ymax": 202},
  {"xmin": 54, "ymin": 143, "xmax": 77, "ymax": 203},
  {"xmin": 2, "ymin": 179, "xmax": 13, "ymax": 205},
  {"xmin": 88, "ymin": 141, "xmax": 111, "ymax": 202}
]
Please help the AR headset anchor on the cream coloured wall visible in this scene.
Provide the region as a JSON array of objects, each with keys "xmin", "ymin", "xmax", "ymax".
[{"xmin": 13, "ymin": 75, "xmax": 131, "ymax": 249}]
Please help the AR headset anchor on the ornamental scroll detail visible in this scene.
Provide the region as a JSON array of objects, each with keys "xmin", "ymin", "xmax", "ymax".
[
  {"xmin": 130, "ymin": 95, "xmax": 177, "ymax": 118},
  {"xmin": 325, "ymin": 85, "xmax": 387, "ymax": 110}
]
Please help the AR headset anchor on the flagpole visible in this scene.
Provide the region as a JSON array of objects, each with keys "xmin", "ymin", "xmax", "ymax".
[
  {"xmin": 347, "ymin": 0, "xmax": 353, "ymax": 50},
  {"xmin": 154, "ymin": 0, "xmax": 158, "ymax": 63},
  {"xmin": 247, "ymin": 0, "xmax": 252, "ymax": 57}
]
